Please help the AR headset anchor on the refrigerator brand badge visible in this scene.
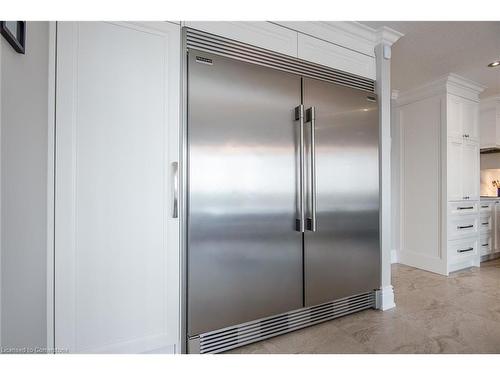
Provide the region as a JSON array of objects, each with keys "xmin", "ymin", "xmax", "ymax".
[{"xmin": 196, "ymin": 56, "xmax": 213, "ymax": 65}]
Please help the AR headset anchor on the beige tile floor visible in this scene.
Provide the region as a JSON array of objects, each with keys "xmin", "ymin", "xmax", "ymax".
[{"xmin": 228, "ymin": 259, "xmax": 500, "ymax": 354}]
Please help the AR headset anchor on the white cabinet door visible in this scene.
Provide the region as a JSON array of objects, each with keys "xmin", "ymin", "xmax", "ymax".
[
  {"xmin": 462, "ymin": 100, "xmax": 479, "ymax": 143},
  {"xmin": 297, "ymin": 33, "xmax": 376, "ymax": 79},
  {"xmin": 448, "ymin": 95, "xmax": 463, "ymax": 140},
  {"xmin": 461, "ymin": 141, "xmax": 479, "ymax": 200},
  {"xmin": 55, "ymin": 22, "xmax": 180, "ymax": 353},
  {"xmin": 448, "ymin": 139, "xmax": 463, "ymax": 201},
  {"xmin": 184, "ymin": 21, "xmax": 298, "ymax": 57}
]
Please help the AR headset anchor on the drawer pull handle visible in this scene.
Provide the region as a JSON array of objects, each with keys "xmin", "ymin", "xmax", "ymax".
[
  {"xmin": 457, "ymin": 247, "xmax": 474, "ymax": 253},
  {"xmin": 481, "ymin": 205, "xmax": 489, "ymax": 208},
  {"xmin": 482, "ymin": 243, "xmax": 489, "ymax": 247},
  {"xmin": 482, "ymin": 222, "xmax": 489, "ymax": 226},
  {"xmin": 457, "ymin": 206, "xmax": 474, "ymax": 210},
  {"xmin": 457, "ymin": 225, "xmax": 474, "ymax": 229}
]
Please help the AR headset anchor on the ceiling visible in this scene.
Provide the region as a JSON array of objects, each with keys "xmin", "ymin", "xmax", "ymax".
[{"xmin": 360, "ymin": 21, "xmax": 500, "ymax": 98}]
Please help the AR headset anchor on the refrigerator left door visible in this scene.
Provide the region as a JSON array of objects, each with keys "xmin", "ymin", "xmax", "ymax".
[{"xmin": 188, "ymin": 50, "xmax": 303, "ymax": 336}]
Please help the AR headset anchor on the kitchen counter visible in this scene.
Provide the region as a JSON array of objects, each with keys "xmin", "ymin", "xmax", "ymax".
[{"xmin": 481, "ymin": 196, "xmax": 500, "ymax": 200}]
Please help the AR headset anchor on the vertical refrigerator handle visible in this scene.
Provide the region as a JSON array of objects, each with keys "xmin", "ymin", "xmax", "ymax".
[
  {"xmin": 172, "ymin": 161, "xmax": 179, "ymax": 219},
  {"xmin": 306, "ymin": 107, "xmax": 317, "ymax": 232},
  {"xmin": 295, "ymin": 105, "xmax": 305, "ymax": 232}
]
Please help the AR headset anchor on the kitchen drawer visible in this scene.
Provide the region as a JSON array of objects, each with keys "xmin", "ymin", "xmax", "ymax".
[
  {"xmin": 448, "ymin": 215, "xmax": 478, "ymax": 239},
  {"xmin": 479, "ymin": 232, "xmax": 492, "ymax": 255},
  {"xmin": 448, "ymin": 237, "xmax": 478, "ymax": 261},
  {"xmin": 479, "ymin": 213, "xmax": 492, "ymax": 232},
  {"xmin": 448, "ymin": 201, "xmax": 478, "ymax": 216},
  {"xmin": 480, "ymin": 201, "xmax": 495, "ymax": 213}
]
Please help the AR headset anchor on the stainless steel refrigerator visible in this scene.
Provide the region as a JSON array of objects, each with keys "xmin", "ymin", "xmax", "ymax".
[{"xmin": 187, "ymin": 45, "xmax": 380, "ymax": 353}]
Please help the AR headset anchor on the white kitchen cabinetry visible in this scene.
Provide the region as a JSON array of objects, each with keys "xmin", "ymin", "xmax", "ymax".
[
  {"xmin": 48, "ymin": 21, "xmax": 402, "ymax": 353},
  {"xmin": 183, "ymin": 21, "xmax": 299, "ymax": 58},
  {"xmin": 447, "ymin": 134, "xmax": 479, "ymax": 201},
  {"xmin": 296, "ymin": 33, "xmax": 376, "ymax": 80},
  {"xmin": 460, "ymin": 141, "xmax": 480, "ymax": 200},
  {"xmin": 397, "ymin": 74, "xmax": 485, "ymax": 275},
  {"xmin": 183, "ymin": 22, "xmax": 402, "ymax": 81},
  {"xmin": 55, "ymin": 22, "xmax": 180, "ymax": 353},
  {"xmin": 479, "ymin": 96, "xmax": 500, "ymax": 150},
  {"xmin": 478, "ymin": 199, "xmax": 500, "ymax": 259}
]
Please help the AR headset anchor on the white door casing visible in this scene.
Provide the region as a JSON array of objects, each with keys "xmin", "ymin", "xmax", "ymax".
[{"xmin": 54, "ymin": 21, "xmax": 180, "ymax": 353}]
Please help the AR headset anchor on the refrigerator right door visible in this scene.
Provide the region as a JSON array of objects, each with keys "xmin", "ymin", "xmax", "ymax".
[{"xmin": 303, "ymin": 77, "xmax": 380, "ymax": 307}]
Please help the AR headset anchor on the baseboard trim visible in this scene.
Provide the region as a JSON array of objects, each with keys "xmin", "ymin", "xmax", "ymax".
[{"xmin": 376, "ymin": 285, "xmax": 396, "ymax": 311}]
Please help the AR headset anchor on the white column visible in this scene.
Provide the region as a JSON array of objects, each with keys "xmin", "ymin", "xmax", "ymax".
[{"xmin": 374, "ymin": 27, "xmax": 402, "ymax": 311}]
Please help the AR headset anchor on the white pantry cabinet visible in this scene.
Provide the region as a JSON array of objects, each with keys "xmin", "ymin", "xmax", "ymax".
[
  {"xmin": 397, "ymin": 73, "xmax": 484, "ymax": 275},
  {"xmin": 54, "ymin": 22, "xmax": 180, "ymax": 353}
]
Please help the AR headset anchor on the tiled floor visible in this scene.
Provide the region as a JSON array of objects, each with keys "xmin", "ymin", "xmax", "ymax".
[{"xmin": 228, "ymin": 259, "xmax": 500, "ymax": 354}]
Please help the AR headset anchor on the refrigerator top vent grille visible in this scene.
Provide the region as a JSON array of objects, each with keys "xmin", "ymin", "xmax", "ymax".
[
  {"xmin": 185, "ymin": 28, "xmax": 376, "ymax": 93},
  {"xmin": 190, "ymin": 291, "xmax": 376, "ymax": 354}
]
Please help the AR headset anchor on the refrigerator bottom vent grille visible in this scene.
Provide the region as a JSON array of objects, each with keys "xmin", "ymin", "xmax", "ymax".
[{"xmin": 195, "ymin": 291, "xmax": 376, "ymax": 354}]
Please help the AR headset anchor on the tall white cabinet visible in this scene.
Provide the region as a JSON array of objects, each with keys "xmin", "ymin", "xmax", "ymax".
[
  {"xmin": 397, "ymin": 74, "xmax": 485, "ymax": 275},
  {"xmin": 54, "ymin": 22, "xmax": 181, "ymax": 353}
]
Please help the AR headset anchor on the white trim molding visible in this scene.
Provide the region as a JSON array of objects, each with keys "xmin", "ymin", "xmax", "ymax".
[
  {"xmin": 376, "ymin": 285, "xmax": 396, "ymax": 311},
  {"xmin": 397, "ymin": 73, "xmax": 487, "ymax": 106},
  {"xmin": 391, "ymin": 249, "xmax": 399, "ymax": 264},
  {"xmin": 375, "ymin": 26, "xmax": 404, "ymax": 46},
  {"xmin": 375, "ymin": 27, "xmax": 402, "ymax": 312}
]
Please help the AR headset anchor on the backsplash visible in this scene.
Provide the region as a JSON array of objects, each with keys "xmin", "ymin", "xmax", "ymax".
[{"xmin": 480, "ymin": 168, "xmax": 500, "ymax": 197}]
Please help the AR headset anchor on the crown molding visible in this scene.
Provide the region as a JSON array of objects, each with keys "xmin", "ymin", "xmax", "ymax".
[
  {"xmin": 274, "ymin": 21, "xmax": 404, "ymax": 57},
  {"xmin": 375, "ymin": 26, "xmax": 404, "ymax": 46},
  {"xmin": 396, "ymin": 73, "xmax": 487, "ymax": 106}
]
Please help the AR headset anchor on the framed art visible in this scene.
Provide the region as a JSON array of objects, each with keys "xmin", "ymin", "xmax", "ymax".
[{"xmin": 0, "ymin": 21, "xmax": 26, "ymax": 54}]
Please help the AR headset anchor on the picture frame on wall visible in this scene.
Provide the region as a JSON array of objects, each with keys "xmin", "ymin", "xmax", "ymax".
[{"xmin": 0, "ymin": 21, "xmax": 26, "ymax": 54}]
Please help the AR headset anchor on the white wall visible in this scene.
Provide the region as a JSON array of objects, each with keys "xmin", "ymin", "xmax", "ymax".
[
  {"xmin": 1, "ymin": 21, "xmax": 50, "ymax": 353},
  {"xmin": 480, "ymin": 152, "xmax": 500, "ymax": 170}
]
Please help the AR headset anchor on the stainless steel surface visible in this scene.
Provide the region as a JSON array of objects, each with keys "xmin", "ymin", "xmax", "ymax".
[
  {"xmin": 185, "ymin": 28, "xmax": 376, "ymax": 93},
  {"xmin": 303, "ymin": 77, "xmax": 380, "ymax": 306},
  {"xmin": 306, "ymin": 106, "xmax": 317, "ymax": 232},
  {"xmin": 296, "ymin": 105, "xmax": 306, "ymax": 233},
  {"xmin": 187, "ymin": 336, "xmax": 200, "ymax": 354},
  {"xmin": 195, "ymin": 292, "xmax": 376, "ymax": 354},
  {"xmin": 187, "ymin": 50, "xmax": 303, "ymax": 336},
  {"xmin": 172, "ymin": 161, "xmax": 179, "ymax": 218}
]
